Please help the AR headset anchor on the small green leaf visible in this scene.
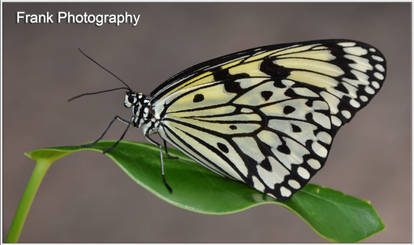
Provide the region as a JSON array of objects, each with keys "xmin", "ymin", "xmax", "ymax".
[{"xmin": 21, "ymin": 141, "xmax": 383, "ymax": 242}]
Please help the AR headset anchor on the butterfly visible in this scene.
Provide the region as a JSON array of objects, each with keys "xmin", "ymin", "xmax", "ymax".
[{"xmin": 71, "ymin": 39, "xmax": 386, "ymax": 201}]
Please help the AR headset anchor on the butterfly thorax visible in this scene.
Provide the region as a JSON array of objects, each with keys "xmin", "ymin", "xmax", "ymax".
[{"xmin": 124, "ymin": 91, "xmax": 159, "ymax": 134}]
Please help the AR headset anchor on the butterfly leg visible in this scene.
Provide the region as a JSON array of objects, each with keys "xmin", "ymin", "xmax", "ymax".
[
  {"xmin": 163, "ymin": 140, "xmax": 179, "ymax": 159},
  {"xmin": 102, "ymin": 120, "xmax": 131, "ymax": 154},
  {"xmin": 81, "ymin": 115, "xmax": 131, "ymax": 152},
  {"xmin": 145, "ymin": 135, "xmax": 173, "ymax": 193}
]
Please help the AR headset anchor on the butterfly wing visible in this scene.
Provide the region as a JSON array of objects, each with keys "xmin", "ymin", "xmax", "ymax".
[{"xmin": 151, "ymin": 40, "xmax": 386, "ymax": 200}]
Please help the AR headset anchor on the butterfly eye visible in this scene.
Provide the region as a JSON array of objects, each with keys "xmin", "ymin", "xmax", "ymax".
[
  {"xmin": 124, "ymin": 94, "xmax": 132, "ymax": 108},
  {"xmin": 128, "ymin": 95, "xmax": 133, "ymax": 103}
]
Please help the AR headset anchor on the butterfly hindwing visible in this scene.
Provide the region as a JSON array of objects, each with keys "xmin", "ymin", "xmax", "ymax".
[
  {"xmin": 156, "ymin": 78, "xmax": 333, "ymax": 200},
  {"xmin": 151, "ymin": 39, "xmax": 386, "ymax": 200}
]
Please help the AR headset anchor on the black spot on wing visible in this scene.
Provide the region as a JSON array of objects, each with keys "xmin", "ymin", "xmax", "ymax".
[
  {"xmin": 283, "ymin": 105, "xmax": 295, "ymax": 114},
  {"xmin": 277, "ymin": 143, "xmax": 290, "ymax": 154},
  {"xmin": 193, "ymin": 94, "xmax": 204, "ymax": 102},
  {"xmin": 261, "ymin": 91, "xmax": 273, "ymax": 101},
  {"xmin": 292, "ymin": 124, "xmax": 302, "ymax": 132},
  {"xmin": 217, "ymin": 142, "xmax": 229, "ymax": 153},
  {"xmin": 260, "ymin": 158, "xmax": 272, "ymax": 171},
  {"xmin": 305, "ymin": 99, "xmax": 313, "ymax": 107}
]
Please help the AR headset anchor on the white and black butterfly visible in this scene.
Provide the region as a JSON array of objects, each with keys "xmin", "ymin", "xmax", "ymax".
[{"xmin": 72, "ymin": 39, "xmax": 386, "ymax": 201}]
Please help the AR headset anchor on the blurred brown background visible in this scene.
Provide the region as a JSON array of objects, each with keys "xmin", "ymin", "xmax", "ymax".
[{"xmin": 3, "ymin": 2, "xmax": 411, "ymax": 242}]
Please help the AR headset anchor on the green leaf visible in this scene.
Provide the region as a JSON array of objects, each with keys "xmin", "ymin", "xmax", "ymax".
[{"xmin": 16, "ymin": 141, "xmax": 383, "ymax": 242}]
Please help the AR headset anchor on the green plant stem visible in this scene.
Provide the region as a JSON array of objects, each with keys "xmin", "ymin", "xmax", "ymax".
[{"xmin": 6, "ymin": 159, "xmax": 53, "ymax": 243}]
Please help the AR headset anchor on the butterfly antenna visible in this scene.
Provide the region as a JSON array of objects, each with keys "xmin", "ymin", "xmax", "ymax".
[
  {"xmin": 68, "ymin": 87, "xmax": 129, "ymax": 102},
  {"xmin": 78, "ymin": 48, "xmax": 132, "ymax": 91}
]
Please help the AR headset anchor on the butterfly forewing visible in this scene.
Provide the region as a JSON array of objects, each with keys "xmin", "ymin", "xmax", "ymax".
[{"xmin": 151, "ymin": 39, "xmax": 386, "ymax": 200}]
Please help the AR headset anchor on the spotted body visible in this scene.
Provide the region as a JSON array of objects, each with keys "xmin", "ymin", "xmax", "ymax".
[{"xmin": 123, "ymin": 39, "xmax": 386, "ymax": 201}]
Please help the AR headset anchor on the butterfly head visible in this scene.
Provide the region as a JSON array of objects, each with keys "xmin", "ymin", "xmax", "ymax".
[
  {"xmin": 124, "ymin": 91, "xmax": 152, "ymax": 128},
  {"xmin": 124, "ymin": 91, "xmax": 142, "ymax": 108}
]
